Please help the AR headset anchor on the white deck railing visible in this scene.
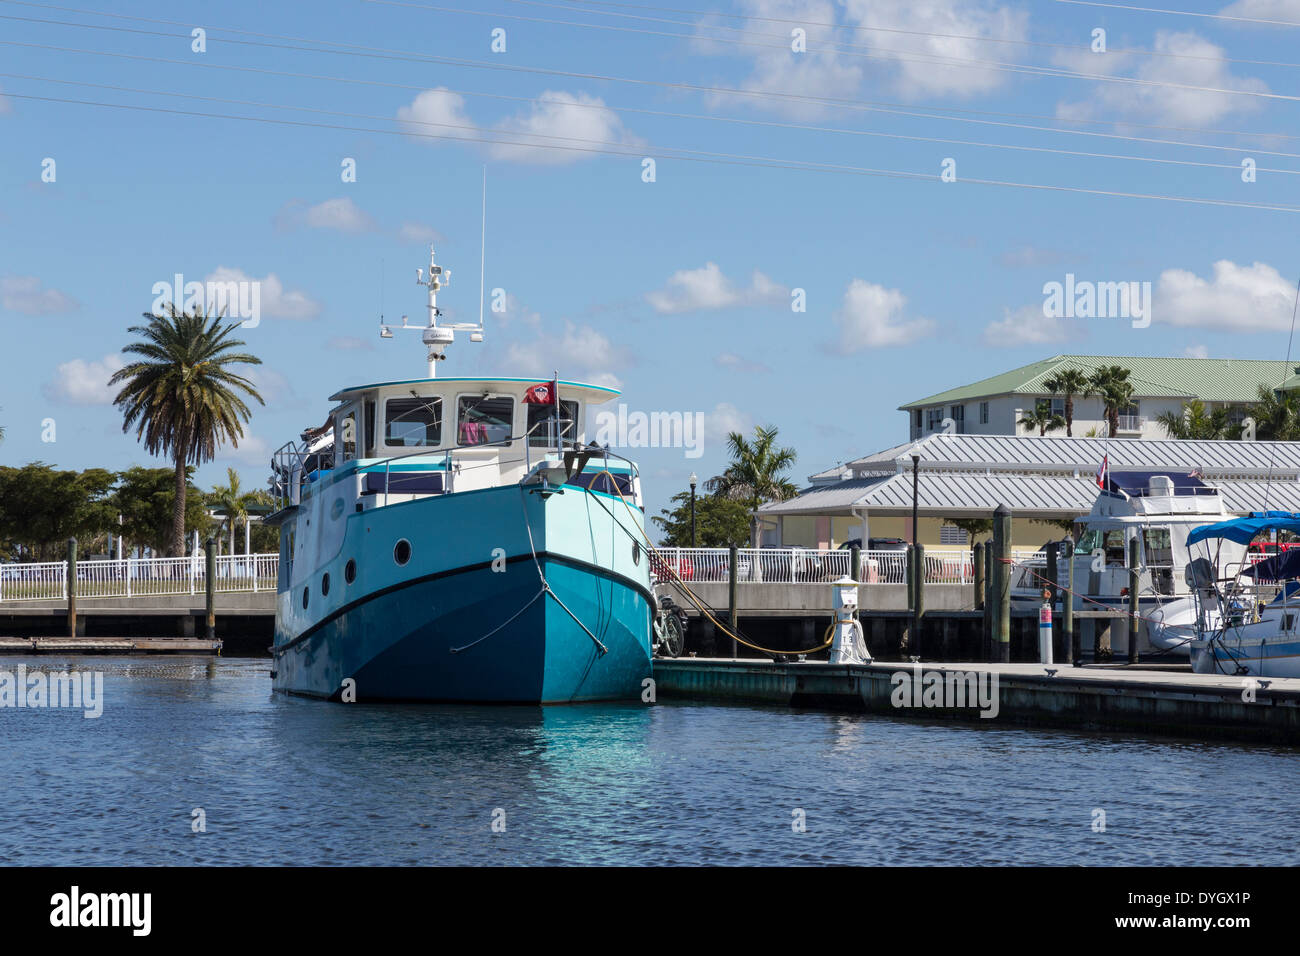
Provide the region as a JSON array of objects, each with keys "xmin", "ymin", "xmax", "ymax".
[
  {"xmin": 0, "ymin": 554, "xmax": 279, "ymax": 602},
  {"xmin": 650, "ymin": 547, "xmax": 980, "ymax": 585}
]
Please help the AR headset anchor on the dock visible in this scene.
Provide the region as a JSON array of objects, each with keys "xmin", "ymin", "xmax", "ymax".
[
  {"xmin": 0, "ymin": 636, "xmax": 223, "ymax": 654},
  {"xmin": 652, "ymin": 658, "xmax": 1300, "ymax": 745}
]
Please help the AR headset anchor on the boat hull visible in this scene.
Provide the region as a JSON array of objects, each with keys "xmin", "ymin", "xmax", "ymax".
[
  {"xmin": 271, "ymin": 481, "xmax": 653, "ymax": 703},
  {"xmin": 1190, "ymin": 637, "xmax": 1300, "ymax": 678}
]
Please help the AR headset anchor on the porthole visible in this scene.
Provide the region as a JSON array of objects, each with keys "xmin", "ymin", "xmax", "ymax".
[
  {"xmin": 302, "ymin": 586, "xmax": 310, "ymax": 610},
  {"xmin": 321, "ymin": 573, "xmax": 331, "ymax": 597},
  {"xmin": 632, "ymin": 540, "xmax": 641, "ymax": 565},
  {"xmin": 394, "ymin": 539, "xmax": 412, "ymax": 566},
  {"xmin": 345, "ymin": 559, "xmax": 357, "ymax": 584}
]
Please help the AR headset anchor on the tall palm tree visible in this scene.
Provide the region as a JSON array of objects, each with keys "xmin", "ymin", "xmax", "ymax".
[
  {"xmin": 706, "ymin": 425, "xmax": 798, "ymax": 545},
  {"xmin": 1018, "ymin": 400, "xmax": 1066, "ymax": 436},
  {"xmin": 1155, "ymin": 400, "xmax": 1231, "ymax": 440},
  {"xmin": 1042, "ymin": 368, "xmax": 1090, "ymax": 437},
  {"xmin": 1087, "ymin": 365, "xmax": 1134, "ymax": 438},
  {"xmin": 208, "ymin": 467, "xmax": 267, "ymax": 555},
  {"xmin": 110, "ymin": 304, "xmax": 263, "ymax": 557}
]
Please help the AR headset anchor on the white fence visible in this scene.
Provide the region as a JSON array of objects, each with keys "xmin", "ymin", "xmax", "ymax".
[
  {"xmin": 650, "ymin": 547, "xmax": 983, "ymax": 585},
  {"xmin": 0, "ymin": 554, "xmax": 279, "ymax": 602}
]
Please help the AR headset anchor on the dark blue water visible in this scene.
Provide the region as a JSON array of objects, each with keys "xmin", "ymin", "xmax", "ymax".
[{"xmin": 0, "ymin": 655, "xmax": 1294, "ymax": 865}]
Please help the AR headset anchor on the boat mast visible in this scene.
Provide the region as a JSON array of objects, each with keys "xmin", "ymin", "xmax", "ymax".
[{"xmin": 379, "ymin": 242, "xmax": 484, "ymax": 376}]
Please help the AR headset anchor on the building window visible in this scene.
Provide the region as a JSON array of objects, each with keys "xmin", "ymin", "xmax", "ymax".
[
  {"xmin": 385, "ymin": 397, "xmax": 443, "ymax": 447},
  {"xmin": 913, "ymin": 410, "xmax": 922, "ymax": 430},
  {"xmin": 1050, "ymin": 398, "xmax": 1065, "ymax": 418},
  {"xmin": 926, "ymin": 407, "xmax": 944, "ymax": 431},
  {"xmin": 940, "ymin": 524, "xmax": 968, "ymax": 545},
  {"xmin": 979, "ymin": 401, "xmax": 989, "ymax": 425},
  {"xmin": 950, "ymin": 405, "xmax": 964, "ymax": 422}
]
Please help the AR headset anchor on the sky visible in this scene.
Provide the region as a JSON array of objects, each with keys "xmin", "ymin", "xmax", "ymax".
[{"xmin": 2, "ymin": 0, "xmax": 1300, "ymax": 523}]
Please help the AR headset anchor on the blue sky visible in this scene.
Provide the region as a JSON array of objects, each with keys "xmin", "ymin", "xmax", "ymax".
[{"xmin": 2, "ymin": 0, "xmax": 1300, "ymax": 522}]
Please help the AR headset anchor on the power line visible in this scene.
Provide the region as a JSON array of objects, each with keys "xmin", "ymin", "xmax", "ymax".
[
  {"xmin": 511, "ymin": 0, "xmax": 1300, "ymax": 71},
  {"xmin": 363, "ymin": 0, "xmax": 1300, "ymax": 104},
  {"xmin": 8, "ymin": 89, "xmax": 1300, "ymax": 214},
  {"xmin": 2, "ymin": 14, "xmax": 1297, "ymax": 158},
  {"xmin": 8, "ymin": 68, "xmax": 1300, "ymax": 175},
  {"xmin": 1052, "ymin": 0, "xmax": 1300, "ymax": 29},
  {"xmin": 5, "ymin": 1, "xmax": 1298, "ymax": 111}
]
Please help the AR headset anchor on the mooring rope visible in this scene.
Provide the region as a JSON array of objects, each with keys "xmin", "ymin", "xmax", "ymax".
[{"xmin": 580, "ymin": 468, "xmax": 834, "ymax": 657}]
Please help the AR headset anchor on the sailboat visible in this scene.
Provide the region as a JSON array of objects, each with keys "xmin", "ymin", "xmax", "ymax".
[{"xmin": 264, "ymin": 247, "xmax": 653, "ymax": 702}]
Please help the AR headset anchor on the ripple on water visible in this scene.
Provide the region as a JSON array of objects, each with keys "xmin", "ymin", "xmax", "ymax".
[{"xmin": 0, "ymin": 655, "xmax": 1295, "ymax": 865}]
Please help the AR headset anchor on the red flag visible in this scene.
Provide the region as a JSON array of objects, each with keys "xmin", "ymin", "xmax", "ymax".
[
  {"xmin": 523, "ymin": 379, "xmax": 557, "ymax": 405},
  {"xmin": 1095, "ymin": 454, "xmax": 1108, "ymax": 489}
]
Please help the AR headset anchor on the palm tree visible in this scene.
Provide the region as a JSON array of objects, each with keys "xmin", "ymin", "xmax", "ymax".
[
  {"xmin": 1087, "ymin": 365, "xmax": 1134, "ymax": 438},
  {"xmin": 706, "ymin": 425, "xmax": 798, "ymax": 545},
  {"xmin": 1042, "ymin": 368, "xmax": 1090, "ymax": 437},
  {"xmin": 1250, "ymin": 384, "xmax": 1300, "ymax": 441},
  {"xmin": 110, "ymin": 304, "xmax": 263, "ymax": 557},
  {"xmin": 208, "ymin": 467, "xmax": 267, "ymax": 555},
  {"xmin": 1155, "ymin": 400, "xmax": 1232, "ymax": 440},
  {"xmin": 1018, "ymin": 400, "xmax": 1066, "ymax": 436}
]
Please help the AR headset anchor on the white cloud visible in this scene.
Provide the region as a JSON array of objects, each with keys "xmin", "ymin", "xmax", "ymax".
[
  {"xmin": 43, "ymin": 354, "xmax": 125, "ymax": 406},
  {"xmin": 396, "ymin": 88, "xmax": 476, "ymax": 142},
  {"xmin": 703, "ymin": 401, "xmax": 753, "ymax": 443},
  {"xmin": 646, "ymin": 263, "xmax": 787, "ymax": 315},
  {"xmin": 503, "ymin": 321, "xmax": 630, "ymax": 387},
  {"xmin": 490, "ymin": 91, "xmax": 638, "ymax": 164},
  {"xmin": 982, "ymin": 303, "xmax": 1081, "ymax": 346},
  {"xmin": 2, "ymin": 275, "xmax": 79, "ymax": 314},
  {"xmin": 1219, "ymin": 0, "xmax": 1300, "ymax": 20},
  {"xmin": 216, "ymin": 434, "xmax": 272, "ymax": 467},
  {"xmin": 1152, "ymin": 260, "xmax": 1296, "ymax": 331},
  {"xmin": 275, "ymin": 197, "xmax": 375, "ymax": 234},
  {"xmin": 396, "ymin": 88, "xmax": 637, "ymax": 164},
  {"xmin": 1056, "ymin": 30, "xmax": 1267, "ymax": 126},
  {"xmin": 707, "ymin": 0, "xmax": 865, "ymax": 117},
  {"xmin": 834, "ymin": 279, "xmax": 936, "ymax": 350},
  {"xmin": 397, "ymin": 222, "xmax": 443, "ymax": 244},
  {"xmin": 842, "ymin": 0, "xmax": 1030, "ymax": 98},
  {"xmin": 205, "ymin": 267, "xmax": 321, "ymax": 320},
  {"xmin": 1183, "ymin": 344, "xmax": 1210, "ymax": 358}
]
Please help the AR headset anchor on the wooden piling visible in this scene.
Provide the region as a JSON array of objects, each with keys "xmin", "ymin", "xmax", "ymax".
[
  {"xmin": 992, "ymin": 505, "xmax": 1011, "ymax": 662},
  {"xmin": 727, "ymin": 544, "xmax": 738, "ymax": 660},
  {"xmin": 205, "ymin": 536, "xmax": 217, "ymax": 643},
  {"xmin": 1062, "ymin": 538, "xmax": 1075, "ymax": 664},
  {"xmin": 66, "ymin": 537, "xmax": 77, "ymax": 639},
  {"xmin": 1128, "ymin": 535, "xmax": 1141, "ymax": 665}
]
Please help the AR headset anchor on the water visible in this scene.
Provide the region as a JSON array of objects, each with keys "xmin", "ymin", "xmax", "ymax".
[{"xmin": 0, "ymin": 655, "xmax": 1294, "ymax": 865}]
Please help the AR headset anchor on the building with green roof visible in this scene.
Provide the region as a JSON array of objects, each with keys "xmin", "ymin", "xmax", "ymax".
[{"xmin": 899, "ymin": 354, "xmax": 1298, "ymax": 441}]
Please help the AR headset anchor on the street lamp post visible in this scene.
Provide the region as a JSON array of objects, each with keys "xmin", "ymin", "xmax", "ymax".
[{"xmin": 689, "ymin": 472, "xmax": 698, "ymax": 548}]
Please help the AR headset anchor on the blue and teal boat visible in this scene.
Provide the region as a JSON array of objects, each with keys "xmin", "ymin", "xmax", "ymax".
[{"xmin": 266, "ymin": 249, "xmax": 653, "ymax": 703}]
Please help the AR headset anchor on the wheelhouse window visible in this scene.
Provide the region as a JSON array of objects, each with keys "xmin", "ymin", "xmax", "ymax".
[
  {"xmin": 385, "ymin": 397, "xmax": 443, "ymax": 447},
  {"xmin": 457, "ymin": 395, "xmax": 514, "ymax": 446},
  {"xmin": 527, "ymin": 400, "xmax": 578, "ymax": 447}
]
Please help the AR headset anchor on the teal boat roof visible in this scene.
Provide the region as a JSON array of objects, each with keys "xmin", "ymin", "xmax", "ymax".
[{"xmin": 329, "ymin": 376, "xmax": 620, "ymax": 402}]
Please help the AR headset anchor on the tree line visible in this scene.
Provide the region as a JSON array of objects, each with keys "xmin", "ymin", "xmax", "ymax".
[{"xmin": 0, "ymin": 463, "xmax": 277, "ymax": 562}]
